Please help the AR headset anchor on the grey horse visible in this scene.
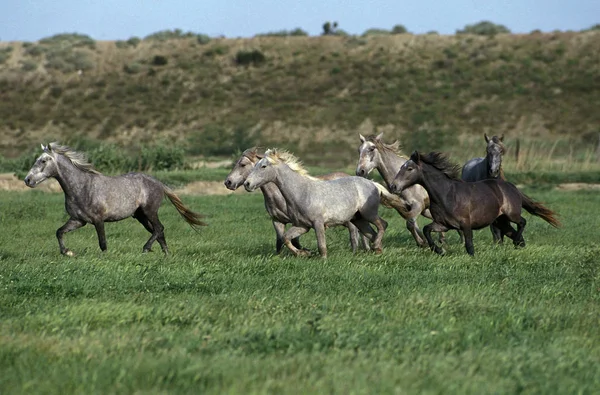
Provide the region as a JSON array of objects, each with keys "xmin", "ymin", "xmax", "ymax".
[
  {"xmin": 24, "ymin": 143, "xmax": 206, "ymax": 255},
  {"xmin": 224, "ymin": 147, "xmax": 368, "ymax": 254},
  {"xmin": 461, "ymin": 134, "xmax": 507, "ymax": 242},
  {"xmin": 356, "ymin": 132, "xmax": 441, "ymax": 247},
  {"xmin": 244, "ymin": 149, "xmax": 390, "ymax": 258},
  {"xmin": 461, "ymin": 134, "xmax": 506, "ymax": 182}
]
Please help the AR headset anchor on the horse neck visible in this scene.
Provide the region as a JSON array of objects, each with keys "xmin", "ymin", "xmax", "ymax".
[
  {"xmin": 54, "ymin": 155, "xmax": 93, "ymax": 197},
  {"xmin": 271, "ymin": 164, "xmax": 311, "ymax": 206},
  {"xmin": 377, "ymin": 150, "xmax": 407, "ymax": 186},
  {"xmin": 419, "ymin": 163, "xmax": 457, "ymax": 206}
]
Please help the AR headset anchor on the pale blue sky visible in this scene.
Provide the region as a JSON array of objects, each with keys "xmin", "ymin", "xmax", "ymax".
[{"xmin": 1, "ymin": 0, "xmax": 598, "ymax": 42}]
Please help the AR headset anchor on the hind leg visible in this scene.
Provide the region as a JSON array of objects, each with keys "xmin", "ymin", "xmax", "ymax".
[
  {"xmin": 283, "ymin": 226, "xmax": 311, "ymax": 256},
  {"xmin": 423, "ymin": 222, "xmax": 449, "ymax": 255},
  {"xmin": 513, "ymin": 216, "xmax": 527, "ymax": 248},
  {"xmin": 136, "ymin": 208, "xmax": 167, "ymax": 254}
]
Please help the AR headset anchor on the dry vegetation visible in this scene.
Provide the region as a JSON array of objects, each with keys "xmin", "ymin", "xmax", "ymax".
[{"xmin": 0, "ymin": 31, "xmax": 599, "ymax": 169}]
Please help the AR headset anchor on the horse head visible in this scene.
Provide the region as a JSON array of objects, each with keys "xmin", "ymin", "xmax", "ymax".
[
  {"xmin": 485, "ymin": 134, "xmax": 505, "ymax": 178},
  {"xmin": 356, "ymin": 132, "xmax": 384, "ymax": 177},
  {"xmin": 24, "ymin": 143, "xmax": 58, "ymax": 187},
  {"xmin": 224, "ymin": 147, "xmax": 264, "ymax": 190}
]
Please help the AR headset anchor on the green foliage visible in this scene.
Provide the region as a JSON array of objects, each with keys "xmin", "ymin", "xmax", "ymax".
[
  {"xmin": 0, "ymin": 46, "xmax": 13, "ymax": 64},
  {"xmin": 20, "ymin": 59, "xmax": 38, "ymax": 72},
  {"xmin": 203, "ymin": 46, "xmax": 228, "ymax": 57},
  {"xmin": 24, "ymin": 45, "xmax": 45, "ymax": 57},
  {"xmin": 256, "ymin": 28, "xmax": 309, "ymax": 37},
  {"xmin": 0, "ymin": 189, "xmax": 599, "ymax": 393},
  {"xmin": 457, "ymin": 21, "xmax": 511, "ymax": 36},
  {"xmin": 235, "ymin": 49, "xmax": 266, "ymax": 66},
  {"xmin": 123, "ymin": 62, "xmax": 144, "ymax": 74},
  {"xmin": 362, "ymin": 28, "xmax": 390, "ymax": 37},
  {"xmin": 127, "ymin": 36, "xmax": 141, "ymax": 47},
  {"xmin": 391, "ymin": 24, "xmax": 409, "ymax": 34},
  {"xmin": 45, "ymin": 49, "xmax": 95, "ymax": 72},
  {"xmin": 38, "ymin": 33, "xmax": 96, "ymax": 49},
  {"xmin": 144, "ymin": 29, "xmax": 196, "ymax": 41},
  {"xmin": 196, "ymin": 34, "xmax": 211, "ymax": 45},
  {"xmin": 152, "ymin": 55, "xmax": 168, "ymax": 66},
  {"xmin": 583, "ymin": 24, "xmax": 600, "ymax": 32}
]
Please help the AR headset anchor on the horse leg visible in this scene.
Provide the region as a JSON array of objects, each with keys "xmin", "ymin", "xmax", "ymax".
[
  {"xmin": 423, "ymin": 222, "xmax": 448, "ymax": 255},
  {"xmin": 282, "ymin": 226, "xmax": 311, "ymax": 256},
  {"xmin": 56, "ymin": 218, "xmax": 86, "ymax": 256},
  {"xmin": 134, "ymin": 209, "xmax": 167, "ymax": 254},
  {"xmin": 272, "ymin": 221, "xmax": 286, "ymax": 254},
  {"xmin": 313, "ymin": 221, "xmax": 328, "ymax": 258},
  {"xmin": 513, "ymin": 216, "xmax": 527, "ymax": 248},
  {"xmin": 371, "ymin": 216, "xmax": 388, "ymax": 254},
  {"xmin": 93, "ymin": 221, "xmax": 108, "ymax": 252},
  {"xmin": 461, "ymin": 227, "xmax": 475, "ymax": 256},
  {"xmin": 345, "ymin": 222, "xmax": 360, "ymax": 253},
  {"xmin": 406, "ymin": 218, "xmax": 427, "ymax": 248},
  {"xmin": 141, "ymin": 209, "xmax": 167, "ymax": 254},
  {"xmin": 490, "ymin": 224, "xmax": 504, "ymax": 244}
]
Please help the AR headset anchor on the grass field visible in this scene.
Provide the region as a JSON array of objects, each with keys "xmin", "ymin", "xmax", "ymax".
[{"xmin": 0, "ymin": 182, "xmax": 599, "ymax": 394}]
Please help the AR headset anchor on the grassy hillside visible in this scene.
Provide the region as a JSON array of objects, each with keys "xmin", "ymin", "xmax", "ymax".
[{"xmin": 1, "ymin": 31, "xmax": 599, "ymax": 167}]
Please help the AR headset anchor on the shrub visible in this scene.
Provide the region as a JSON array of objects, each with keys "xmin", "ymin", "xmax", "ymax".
[
  {"xmin": 126, "ymin": 37, "xmax": 141, "ymax": 47},
  {"xmin": 45, "ymin": 49, "xmax": 94, "ymax": 72},
  {"xmin": 144, "ymin": 29, "xmax": 195, "ymax": 41},
  {"xmin": 583, "ymin": 24, "xmax": 600, "ymax": 32},
  {"xmin": 24, "ymin": 45, "xmax": 45, "ymax": 57},
  {"xmin": 391, "ymin": 24, "xmax": 409, "ymax": 34},
  {"xmin": 256, "ymin": 28, "xmax": 309, "ymax": 37},
  {"xmin": 203, "ymin": 46, "xmax": 228, "ymax": 57},
  {"xmin": 235, "ymin": 49, "xmax": 266, "ymax": 66},
  {"xmin": 123, "ymin": 62, "xmax": 144, "ymax": 74},
  {"xmin": 138, "ymin": 145, "xmax": 185, "ymax": 171},
  {"xmin": 196, "ymin": 34, "xmax": 211, "ymax": 45},
  {"xmin": 456, "ymin": 21, "xmax": 511, "ymax": 36},
  {"xmin": 362, "ymin": 28, "xmax": 390, "ymax": 37},
  {"xmin": 39, "ymin": 33, "xmax": 96, "ymax": 49},
  {"xmin": 152, "ymin": 55, "xmax": 168, "ymax": 66},
  {"xmin": 20, "ymin": 59, "xmax": 38, "ymax": 71}
]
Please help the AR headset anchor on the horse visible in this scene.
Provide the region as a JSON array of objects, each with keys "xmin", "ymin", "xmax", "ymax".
[
  {"xmin": 243, "ymin": 149, "xmax": 391, "ymax": 258},
  {"xmin": 24, "ymin": 143, "xmax": 206, "ymax": 256},
  {"xmin": 462, "ymin": 134, "xmax": 506, "ymax": 181},
  {"xmin": 461, "ymin": 133, "xmax": 507, "ymax": 242},
  {"xmin": 224, "ymin": 147, "xmax": 368, "ymax": 254},
  {"xmin": 389, "ymin": 151, "xmax": 560, "ymax": 256},
  {"xmin": 356, "ymin": 132, "xmax": 448, "ymax": 247}
]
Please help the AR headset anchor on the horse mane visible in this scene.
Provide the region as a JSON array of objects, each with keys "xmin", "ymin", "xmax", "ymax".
[
  {"xmin": 365, "ymin": 135, "xmax": 408, "ymax": 159},
  {"xmin": 488, "ymin": 135, "xmax": 506, "ymax": 154},
  {"xmin": 419, "ymin": 151, "xmax": 462, "ymax": 180},
  {"xmin": 241, "ymin": 147, "xmax": 266, "ymax": 163},
  {"xmin": 264, "ymin": 148, "xmax": 314, "ymax": 178},
  {"xmin": 49, "ymin": 142, "xmax": 101, "ymax": 174}
]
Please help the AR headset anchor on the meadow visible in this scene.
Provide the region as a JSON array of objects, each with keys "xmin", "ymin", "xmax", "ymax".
[{"xmin": 1, "ymin": 179, "xmax": 599, "ymax": 394}]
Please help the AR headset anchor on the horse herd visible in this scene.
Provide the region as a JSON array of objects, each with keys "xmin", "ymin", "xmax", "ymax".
[{"xmin": 23, "ymin": 134, "xmax": 560, "ymax": 257}]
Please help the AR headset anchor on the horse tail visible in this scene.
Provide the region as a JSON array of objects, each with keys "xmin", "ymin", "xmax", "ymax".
[
  {"xmin": 163, "ymin": 187, "xmax": 208, "ymax": 229},
  {"xmin": 373, "ymin": 182, "xmax": 410, "ymax": 217},
  {"xmin": 519, "ymin": 191, "xmax": 561, "ymax": 228}
]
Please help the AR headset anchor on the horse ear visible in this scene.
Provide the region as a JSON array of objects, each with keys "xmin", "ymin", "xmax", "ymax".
[
  {"xmin": 359, "ymin": 134, "xmax": 366, "ymax": 143},
  {"xmin": 375, "ymin": 132, "xmax": 384, "ymax": 141},
  {"xmin": 499, "ymin": 134, "xmax": 504, "ymax": 142},
  {"xmin": 484, "ymin": 133, "xmax": 489, "ymax": 143},
  {"xmin": 410, "ymin": 150, "xmax": 421, "ymax": 164},
  {"xmin": 41, "ymin": 144, "xmax": 50, "ymax": 152}
]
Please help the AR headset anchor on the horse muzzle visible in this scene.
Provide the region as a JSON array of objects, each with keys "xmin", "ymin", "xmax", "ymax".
[
  {"xmin": 24, "ymin": 176, "xmax": 36, "ymax": 188},
  {"xmin": 223, "ymin": 179, "xmax": 238, "ymax": 191},
  {"xmin": 243, "ymin": 181, "xmax": 256, "ymax": 192}
]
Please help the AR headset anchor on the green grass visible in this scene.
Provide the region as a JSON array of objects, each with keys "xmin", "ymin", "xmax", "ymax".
[{"xmin": 0, "ymin": 186, "xmax": 599, "ymax": 394}]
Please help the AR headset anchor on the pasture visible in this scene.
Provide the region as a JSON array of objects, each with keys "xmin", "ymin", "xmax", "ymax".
[{"xmin": 1, "ymin": 183, "xmax": 599, "ymax": 394}]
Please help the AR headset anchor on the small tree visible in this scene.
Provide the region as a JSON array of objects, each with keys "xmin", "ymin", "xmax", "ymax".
[
  {"xmin": 322, "ymin": 21, "xmax": 339, "ymax": 35},
  {"xmin": 456, "ymin": 21, "xmax": 511, "ymax": 36},
  {"xmin": 391, "ymin": 24, "xmax": 408, "ymax": 34}
]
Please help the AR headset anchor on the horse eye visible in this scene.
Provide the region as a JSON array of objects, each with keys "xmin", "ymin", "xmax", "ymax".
[
  {"xmin": 240, "ymin": 163, "xmax": 246, "ymax": 167},
  {"xmin": 261, "ymin": 164, "xmax": 267, "ymax": 169}
]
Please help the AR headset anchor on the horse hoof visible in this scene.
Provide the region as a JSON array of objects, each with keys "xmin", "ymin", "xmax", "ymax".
[
  {"xmin": 374, "ymin": 248, "xmax": 383, "ymax": 255},
  {"xmin": 63, "ymin": 250, "xmax": 75, "ymax": 257},
  {"xmin": 296, "ymin": 250, "xmax": 311, "ymax": 257}
]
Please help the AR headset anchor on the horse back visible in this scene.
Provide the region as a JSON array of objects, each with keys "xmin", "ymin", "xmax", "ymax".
[{"xmin": 461, "ymin": 157, "xmax": 487, "ymax": 182}]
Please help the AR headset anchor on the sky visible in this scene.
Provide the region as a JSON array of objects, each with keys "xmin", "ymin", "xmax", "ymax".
[{"xmin": 1, "ymin": 0, "xmax": 598, "ymax": 42}]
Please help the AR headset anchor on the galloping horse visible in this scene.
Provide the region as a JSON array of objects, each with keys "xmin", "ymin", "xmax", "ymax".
[
  {"xmin": 390, "ymin": 151, "xmax": 560, "ymax": 256},
  {"xmin": 224, "ymin": 147, "xmax": 367, "ymax": 253},
  {"xmin": 24, "ymin": 143, "xmax": 206, "ymax": 255},
  {"xmin": 244, "ymin": 149, "xmax": 391, "ymax": 258}
]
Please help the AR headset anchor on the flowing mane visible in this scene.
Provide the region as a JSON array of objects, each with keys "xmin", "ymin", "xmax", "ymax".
[
  {"xmin": 241, "ymin": 147, "xmax": 266, "ymax": 162},
  {"xmin": 49, "ymin": 142, "xmax": 101, "ymax": 174},
  {"xmin": 419, "ymin": 151, "xmax": 461, "ymax": 180},
  {"xmin": 365, "ymin": 135, "xmax": 408, "ymax": 159},
  {"xmin": 264, "ymin": 149, "xmax": 314, "ymax": 178}
]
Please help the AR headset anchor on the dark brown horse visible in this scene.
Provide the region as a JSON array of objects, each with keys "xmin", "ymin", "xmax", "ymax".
[{"xmin": 389, "ymin": 151, "xmax": 560, "ymax": 256}]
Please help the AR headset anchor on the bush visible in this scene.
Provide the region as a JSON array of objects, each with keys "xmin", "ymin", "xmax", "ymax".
[
  {"xmin": 235, "ymin": 49, "xmax": 266, "ymax": 66},
  {"xmin": 256, "ymin": 28, "xmax": 309, "ymax": 37},
  {"xmin": 127, "ymin": 37, "xmax": 141, "ymax": 47},
  {"xmin": 123, "ymin": 62, "xmax": 144, "ymax": 74},
  {"xmin": 203, "ymin": 46, "xmax": 228, "ymax": 57},
  {"xmin": 362, "ymin": 28, "xmax": 390, "ymax": 37},
  {"xmin": 152, "ymin": 55, "xmax": 168, "ymax": 66},
  {"xmin": 196, "ymin": 34, "xmax": 211, "ymax": 45},
  {"xmin": 39, "ymin": 33, "xmax": 96, "ymax": 49},
  {"xmin": 45, "ymin": 49, "xmax": 94, "ymax": 72},
  {"xmin": 138, "ymin": 145, "xmax": 185, "ymax": 170},
  {"xmin": 391, "ymin": 24, "xmax": 409, "ymax": 34},
  {"xmin": 144, "ymin": 29, "xmax": 195, "ymax": 41},
  {"xmin": 457, "ymin": 21, "xmax": 511, "ymax": 36},
  {"xmin": 20, "ymin": 59, "xmax": 38, "ymax": 71},
  {"xmin": 24, "ymin": 45, "xmax": 45, "ymax": 57},
  {"xmin": 583, "ymin": 24, "xmax": 600, "ymax": 32}
]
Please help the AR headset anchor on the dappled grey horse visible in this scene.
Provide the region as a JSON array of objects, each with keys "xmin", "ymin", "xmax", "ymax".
[
  {"xmin": 356, "ymin": 132, "xmax": 442, "ymax": 247},
  {"xmin": 461, "ymin": 134, "xmax": 506, "ymax": 242},
  {"xmin": 224, "ymin": 147, "xmax": 368, "ymax": 253},
  {"xmin": 244, "ymin": 149, "xmax": 390, "ymax": 258},
  {"xmin": 24, "ymin": 143, "xmax": 206, "ymax": 255}
]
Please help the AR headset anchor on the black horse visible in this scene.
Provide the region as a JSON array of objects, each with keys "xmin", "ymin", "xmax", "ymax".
[
  {"xmin": 390, "ymin": 151, "xmax": 560, "ymax": 256},
  {"xmin": 25, "ymin": 143, "xmax": 206, "ymax": 255}
]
